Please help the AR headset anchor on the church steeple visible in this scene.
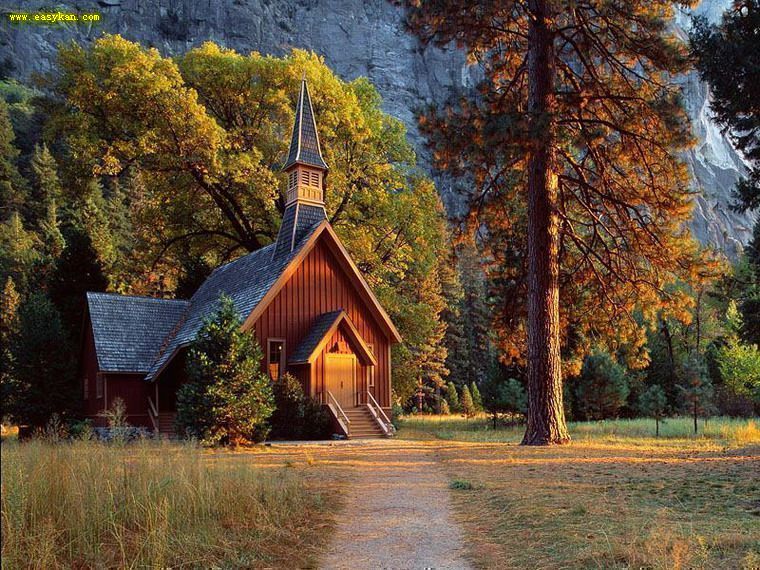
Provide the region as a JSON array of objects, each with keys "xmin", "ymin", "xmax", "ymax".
[
  {"xmin": 273, "ymin": 79, "xmax": 328, "ymax": 259},
  {"xmin": 283, "ymin": 78, "xmax": 328, "ymax": 206}
]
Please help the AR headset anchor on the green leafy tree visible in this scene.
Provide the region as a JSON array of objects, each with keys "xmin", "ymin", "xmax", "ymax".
[
  {"xmin": 638, "ymin": 385, "xmax": 668, "ymax": 437},
  {"xmin": 573, "ymin": 350, "xmax": 629, "ymax": 421},
  {"xmin": 175, "ymin": 295, "xmax": 274, "ymax": 445},
  {"xmin": 0, "ymin": 212, "xmax": 39, "ymax": 294},
  {"xmin": 717, "ymin": 341, "xmax": 760, "ymax": 411},
  {"xmin": 677, "ymin": 357, "xmax": 715, "ymax": 435},
  {"xmin": 9, "ymin": 292, "xmax": 75, "ymax": 428},
  {"xmin": 446, "ymin": 380, "xmax": 460, "ymax": 413},
  {"xmin": 461, "ymin": 384, "xmax": 476, "ymax": 418},
  {"xmin": 404, "ymin": 0, "xmax": 702, "ymax": 445}
]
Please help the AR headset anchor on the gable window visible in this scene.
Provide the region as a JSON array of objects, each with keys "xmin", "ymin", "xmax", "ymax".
[
  {"xmin": 268, "ymin": 339, "xmax": 285, "ymax": 381},
  {"xmin": 96, "ymin": 374, "xmax": 103, "ymax": 399},
  {"xmin": 83, "ymin": 377, "xmax": 89, "ymax": 400}
]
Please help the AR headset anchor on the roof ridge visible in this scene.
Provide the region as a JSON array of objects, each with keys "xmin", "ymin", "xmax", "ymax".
[{"xmin": 87, "ymin": 291, "xmax": 191, "ymax": 304}]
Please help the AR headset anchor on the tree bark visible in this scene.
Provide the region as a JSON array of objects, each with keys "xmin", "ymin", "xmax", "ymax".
[{"xmin": 521, "ymin": 0, "xmax": 570, "ymax": 446}]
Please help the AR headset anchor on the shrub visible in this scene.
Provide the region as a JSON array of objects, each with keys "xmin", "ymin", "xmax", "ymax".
[
  {"xmin": 483, "ymin": 377, "xmax": 527, "ymax": 427},
  {"xmin": 574, "ymin": 349, "xmax": 629, "ymax": 420},
  {"xmin": 270, "ymin": 373, "xmax": 330, "ymax": 440},
  {"xmin": 440, "ymin": 398, "xmax": 451, "ymax": 415},
  {"xmin": 176, "ymin": 295, "xmax": 274, "ymax": 445}
]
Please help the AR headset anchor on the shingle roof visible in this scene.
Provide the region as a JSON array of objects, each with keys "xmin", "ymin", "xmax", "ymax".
[
  {"xmin": 284, "ymin": 79, "xmax": 328, "ymax": 171},
  {"xmin": 272, "ymin": 202, "xmax": 327, "ymax": 259},
  {"xmin": 289, "ymin": 310, "xmax": 343, "ymax": 363},
  {"xmin": 144, "ymin": 220, "xmax": 325, "ymax": 380},
  {"xmin": 86, "ymin": 293, "xmax": 190, "ymax": 373}
]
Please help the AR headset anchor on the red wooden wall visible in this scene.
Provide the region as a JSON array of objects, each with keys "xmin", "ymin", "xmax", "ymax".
[{"xmin": 251, "ymin": 237, "xmax": 392, "ymax": 408}]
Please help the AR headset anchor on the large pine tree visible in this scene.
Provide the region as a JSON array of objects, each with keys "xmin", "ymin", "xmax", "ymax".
[{"xmin": 403, "ymin": 0, "xmax": 701, "ymax": 444}]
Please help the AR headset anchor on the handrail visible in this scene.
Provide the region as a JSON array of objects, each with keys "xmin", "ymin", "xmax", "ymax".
[
  {"xmin": 324, "ymin": 390, "xmax": 351, "ymax": 436},
  {"xmin": 363, "ymin": 391, "xmax": 394, "ymax": 436},
  {"xmin": 147, "ymin": 396, "xmax": 159, "ymax": 432}
]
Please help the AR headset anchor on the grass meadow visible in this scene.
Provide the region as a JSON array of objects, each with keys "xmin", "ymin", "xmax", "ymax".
[
  {"xmin": 0, "ymin": 438, "xmax": 335, "ymax": 569},
  {"xmin": 398, "ymin": 415, "xmax": 760, "ymax": 569}
]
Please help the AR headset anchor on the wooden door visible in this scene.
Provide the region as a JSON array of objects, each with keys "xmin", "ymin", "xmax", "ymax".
[{"xmin": 325, "ymin": 354, "xmax": 356, "ymax": 408}]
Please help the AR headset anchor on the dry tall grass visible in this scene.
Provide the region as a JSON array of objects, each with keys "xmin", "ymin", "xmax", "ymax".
[{"xmin": 1, "ymin": 438, "xmax": 331, "ymax": 569}]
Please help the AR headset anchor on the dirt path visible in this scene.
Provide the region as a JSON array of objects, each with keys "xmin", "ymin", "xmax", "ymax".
[{"xmin": 317, "ymin": 440, "xmax": 473, "ymax": 570}]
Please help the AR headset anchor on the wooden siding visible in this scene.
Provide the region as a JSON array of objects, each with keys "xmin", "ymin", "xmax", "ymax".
[
  {"xmin": 80, "ymin": 316, "xmax": 152, "ymax": 427},
  {"xmin": 252, "ymin": 237, "xmax": 392, "ymax": 407}
]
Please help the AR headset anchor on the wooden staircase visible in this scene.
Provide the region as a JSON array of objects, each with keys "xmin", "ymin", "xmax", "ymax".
[
  {"xmin": 344, "ymin": 406, "xmax": 387, "ymax": 439},
  {"xmin": 157, "ymin": 412, "xmax": 176, "ymax": 437}
]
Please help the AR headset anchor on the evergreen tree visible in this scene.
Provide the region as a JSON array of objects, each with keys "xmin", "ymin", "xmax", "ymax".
[
  {"xmin": 0, "ymin": 212, "xmax": 39, "ymax": 294},
  {"xmin": 446, "ymin": 380, "xmax": 460, "ymax": 413},
  {"xmin": 0, "ymin": 99, "xmax": 27, "ymax": 220},
  {"xmin": 27, "ymin": 144, "xmax": 62, "ymax": 226},
  {"xmin": 441, "ymin": 249, "xmax": 469, "ymax": 387},
  {"xmin": 48, "ymin": 226, "xmax": 108, "ymax": 339},
  {"xmin": 9, "ymin": 292, "xmax": 75, "ymax": 428},
  {"xmin": 482, "ymin": 376, "xmax": 527, "ymax": 428},
  {"xmin": 0, "ymin": 276, "xmax": 20, "ymax": 417},
  {"xmin": 677, "ymin": 357, "xmax": 715, "ymax": 435},
  {"xmin": 470, "ymin": 381, "xmax": 483, "ymax": 412},
  {"xmin": 691, "ymin": 2, "xmax": 760, "ymax": 211},
  {"xmin": 176, "ymin": 253, "xmax": 213, "ymax": 299},
  {"xmin": 175, "ymin": 295, "xmax": 274, "ymax": 445},
  {"xmin": 638, "ymin": 385, "xmax": 668, "ymax": 437},
  {"xmin": 573, "ymin": 350, "xmax": 629, "ymax": 421},
  {"xmin": 404, "ymin": 0, "xmax": 701, "ymax": 445},
  {"xmin": 461, "ymin": 384, "xmax": 475, "ymax": 418}
]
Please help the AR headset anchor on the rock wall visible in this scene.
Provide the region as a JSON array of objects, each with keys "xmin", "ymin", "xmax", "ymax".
[{"xmin": 1, "ymin": 0, "xmax": 755, "ymax": 254}]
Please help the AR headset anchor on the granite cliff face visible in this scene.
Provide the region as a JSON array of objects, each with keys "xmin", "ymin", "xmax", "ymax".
[{"xmin": 1, "ymin": 0, "xmax": 755, "ymax": 254}]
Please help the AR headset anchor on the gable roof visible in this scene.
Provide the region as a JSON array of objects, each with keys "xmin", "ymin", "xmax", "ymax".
[
  {"xmin": 283, "ymin": 79, "xmax": 328, "ymax": 171},
  {"xmin": 89, "ymin": 218, "xmax": 400, "ymax": 381},
  {"xmin": 86, "ymin": 293, "xmax": 190, "ymax": 373},
  {"xmin": 242, "ymin": 221, "xmax": 403, "ymax": 344},
  {"xmin": 144, "ymin": 221, "xmax": 323, "ymax": 381},
  {"xmin": 289, "ymin": 310, "xmax": 377, "ymax": 366}
]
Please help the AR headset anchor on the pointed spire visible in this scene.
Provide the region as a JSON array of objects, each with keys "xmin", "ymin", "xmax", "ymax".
[{"xmin": 284, "ymin": 79, "xmax": 328, "ymax": 171}]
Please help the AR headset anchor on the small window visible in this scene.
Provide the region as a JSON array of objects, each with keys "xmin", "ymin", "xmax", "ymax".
[
  {"xmin": 289, "ymin": 171, "xmax": 297, "ymax": 190},
  {"xmin": 83, "ymin": 377, "xmax": 88, "ymax": 400},
  {"xmin": 96, "ymin": 374, "xmax": 103, "ymax": 399},
  {"xmin": 300, "ymin": 170, "xmax": 310, "ymax": 185},
  {"xmin": 310, "ymin": 171, "xmax": 320, "ymax": 187},
  {"xmin": 367, "ymin": 344, "xmax": 375, "ymax": 387},
  {"xmin": 268, "ymin": 339, "xmax": 285, "ymax": 381}
]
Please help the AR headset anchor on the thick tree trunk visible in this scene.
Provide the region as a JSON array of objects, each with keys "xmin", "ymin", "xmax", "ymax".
[{"xmin": 521, "ymin": 0, "xmax": 570, "ymax": 446}]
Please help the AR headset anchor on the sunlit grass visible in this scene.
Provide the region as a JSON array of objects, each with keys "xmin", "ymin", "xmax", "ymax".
[
  {"xmin": 398, "ymin": 414, "xmax": 760, "ymax": 445},
  {"xmin": 1, "ymin": 438, "xmax": 333, "ymax": 569},
  {"xmin": 399, "ymin": 415, "xmax": 760, "ymax": 569}
]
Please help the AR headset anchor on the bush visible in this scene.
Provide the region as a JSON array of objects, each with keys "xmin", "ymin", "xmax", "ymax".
[
  {"xmin": 483, "ymin": 377, "xmax": 527, "ymax": 428},
  {"xmin": 176, "ymin": 295, "xmax": 274, "ymax": 445},
  {"xmin": 574, "ymin": 349, "xmax": 629, "ymax": 420},
  {"xmin": 270, "ymin": 373, "xmax": 330, "ymax": 440},
  {"xmin": 440, "ymin": 398, "xmax": 451, "ymax": 415},
  {"xmin": 717, "ymin": 340, "xmax": 760, "ymax": 411},
  {"xmin": 470, "ymin": 382, "xmax": 483, "ymax": 412}
]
